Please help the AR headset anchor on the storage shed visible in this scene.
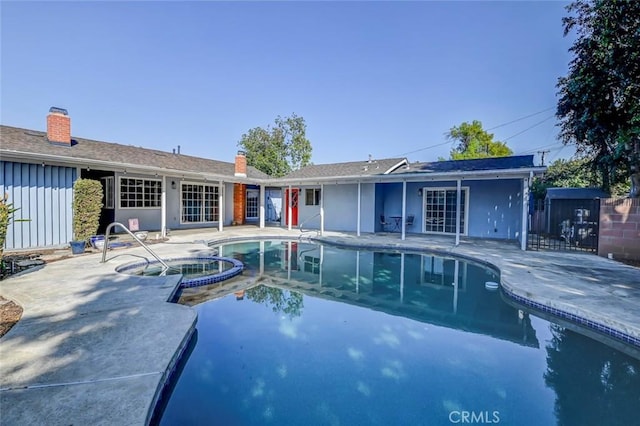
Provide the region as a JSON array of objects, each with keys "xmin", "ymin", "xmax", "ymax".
[{"xmin": 544, "ymin": 187, "xmax": 609, "ymax": 247}]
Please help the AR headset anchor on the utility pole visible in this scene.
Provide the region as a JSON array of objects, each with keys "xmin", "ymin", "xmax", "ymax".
[{"xmin": 537, "ymin": 150, "xmax": 550, "ymax": 166}]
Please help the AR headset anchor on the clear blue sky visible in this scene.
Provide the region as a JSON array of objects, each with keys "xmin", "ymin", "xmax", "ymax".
[{"xmin": 1, "ymin": 1, "xmax": 574, "ymax": 167}]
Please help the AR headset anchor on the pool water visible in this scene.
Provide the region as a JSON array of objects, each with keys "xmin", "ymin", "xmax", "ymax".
[
  {"xmin": 122, "ymin": 258, "xmax": 234, "ymax": 278},
  {"xmin": 159, "ymin": 241, "xmax": 640, "ymax": 425}
]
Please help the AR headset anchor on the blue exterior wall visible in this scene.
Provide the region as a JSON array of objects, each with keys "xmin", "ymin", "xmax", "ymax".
[
  {"xmin": 377, "ymin": 178, "xmax": 523, "ymax": 240},
  {"xmin": 1, "ymin": 161, "xmax": 77, "ymax": 249},
  {"xmin": 296, "ymin": 183, "xmax": 376, "ymax": 233}
]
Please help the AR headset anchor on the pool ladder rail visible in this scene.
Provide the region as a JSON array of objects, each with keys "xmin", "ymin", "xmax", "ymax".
[
  {"xmin": 100, "ymin": 222, "xmax": 171, "ymax": 274},
  {"xmin": 298, "ymin": 213, "xmax": 321, "ymax": 240}
]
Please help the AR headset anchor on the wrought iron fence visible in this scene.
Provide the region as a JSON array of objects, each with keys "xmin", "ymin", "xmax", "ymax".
[{"xmin": 527, "ymin": 198, "xmax": 600, "ymax": 253}]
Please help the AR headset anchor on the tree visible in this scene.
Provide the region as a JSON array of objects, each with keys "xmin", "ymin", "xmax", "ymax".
[
  {"xmin": 238, "ymin": 114, "xmax": 312, "ymax": 177},
  {"xmin": 531, "ymin": 158, "xmax": 596, "ymax": 200},
  {"xmin": 556, "ymin": 0, "xmax": 640, "ymax": 196},
  {"xmin": 445, "ymin": 120, "xmax": 513, "ymax": 160}
]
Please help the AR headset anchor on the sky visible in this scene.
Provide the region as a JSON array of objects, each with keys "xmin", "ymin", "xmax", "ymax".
[{"xmin": 1, "ymin": 1, "xmax": 575, "ymax": 167}]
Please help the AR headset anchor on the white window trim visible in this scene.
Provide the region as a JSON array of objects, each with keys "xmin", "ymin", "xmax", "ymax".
[
  {"xmin": 246, "ymin": 189, "xmax": 259, "ymax": 220},
  {"xmin": 305, "ymin": 187, "xmax": 321, "ymax": 206},
  {"xmin": 179, "ymin": 181, "xmax": 220, "ymax": 224},
  {"xmin": 101, "ymin": 176, "xmax": 115, "ymax": 209},
  {"xmin": 118, "ymin": 176, "xmax": 162, "ymax": 210},
  {"xmin": 421, "ymin": 186, "xmax": 470, "ymax": 236}
]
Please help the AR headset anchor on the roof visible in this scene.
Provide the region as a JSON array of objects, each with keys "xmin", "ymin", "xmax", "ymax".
[
  {"xmin": 391, "ymin": 155, "xmax": 537, "ymax": 175},
  {"xmin": 545, "ymin": 187, "xmax": 610, "ymax": 200},
  {"xmin": 282, "ymin": 157, "xmax": 407, "ymax": 180},
  {"xmin": 0, "ymin": 125, "xmax": 269, "ymax": 180}
]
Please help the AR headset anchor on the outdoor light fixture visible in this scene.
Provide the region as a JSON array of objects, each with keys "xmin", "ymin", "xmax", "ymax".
[
  {"xmin": 171, "ymin": 181, "xmax": 177, "ymax": 189},
  {"xmin": 418, "ymin": 188, "xmax": 423, "ymax": 197}
]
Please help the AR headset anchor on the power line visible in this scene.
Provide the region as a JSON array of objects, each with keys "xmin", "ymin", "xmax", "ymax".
[
  {"xmin": 393, "ymin": 107, "xmax": 557, "ymax": 159},
  {"xmin": 503, "ymin": 115, "xmax": 555, "ymax": 141},
  {"xmin": 486, "ymin": 107, "xmax": 555, "ymax": 131},
  {"xmin": 517, "ymin": 142, "xmax": 567, "ymax": 155},
  {"xmin": 396, "ymin": 140, "xmax": 452, "ymax": 157}
]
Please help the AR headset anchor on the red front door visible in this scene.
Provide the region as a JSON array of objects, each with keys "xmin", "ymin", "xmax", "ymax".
[{"xmin": 285, "ymin": 188, "xmax": 299, "ymax": 226}]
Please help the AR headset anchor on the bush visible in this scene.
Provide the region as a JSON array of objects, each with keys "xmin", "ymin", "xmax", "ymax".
[
  {"xmin": 0, "ymin": 193, "xmax": 27, "ymax": 262},
  {"xmin": 72, "ymin": 179, "xmax": 103, "ymax": 243}
]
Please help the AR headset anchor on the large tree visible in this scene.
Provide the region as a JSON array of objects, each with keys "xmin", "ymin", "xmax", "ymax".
[
  {"xmin": 556, "ymin": 0, "xmax": 640, "ymax": 196},
  {"xmin": 446, "ymin": 120, "xmax": 513, "ymax": 160},
  {"xmin": 531, "ymin": 158, "xmax": 597, "ymax": 200},
  {"xmin": 238, "ymin": 114, "xmax": 312, "ymax": 177}
]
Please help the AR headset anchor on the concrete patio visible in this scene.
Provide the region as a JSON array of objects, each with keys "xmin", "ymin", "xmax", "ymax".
[{"xmin": 0, "ymin": 227, "xmax": 639, "ymax": 425}]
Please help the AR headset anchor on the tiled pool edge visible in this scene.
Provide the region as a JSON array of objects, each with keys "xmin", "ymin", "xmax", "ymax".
[
  {"xmin": 116, "ymin": 256, "xmax": 244, "ymax": 288},
  {"xmin": 500, "ymin": 281, "xmax": 640, "ymax": 348},
  {"xmin": 146, "ymin": 318, "xmax": 197, "ymax": 425}
]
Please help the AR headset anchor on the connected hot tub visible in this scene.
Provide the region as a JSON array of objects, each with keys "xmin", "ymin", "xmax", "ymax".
[{"xmin": 116, "ymin": 256, "xmax": 244, "ymax": 288}]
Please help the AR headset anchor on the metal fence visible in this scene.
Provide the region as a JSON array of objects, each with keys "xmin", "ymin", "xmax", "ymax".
[{"xmin": 527, "ymin": 198, "xmax": 600, "ymax": 253}]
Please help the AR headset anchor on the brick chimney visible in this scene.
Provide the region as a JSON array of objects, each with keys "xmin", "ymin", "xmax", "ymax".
[
  {"xmin": 234, "ymin": 150, "xmax": 247, "ymax": 177},
  {"xmin": 47, "ymin": 107, "xmax": 71, "ymax": 145}
]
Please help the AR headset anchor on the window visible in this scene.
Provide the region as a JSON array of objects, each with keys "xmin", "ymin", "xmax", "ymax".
[
  {"xmin": 305, "ymin": 188, "xmax": 321, "ymax": 206},
  {"xmin": 120, "ymin": 178, "xmax": 161, "ymax": 208},
  {"xmin": 246, "ymin": 189, "xmax": 259, "ymax": 219},
  {"xmin": 303, "ymin": 255, "xmax": 320, "ymax": 274},
  {"xmin": 423, "ymin": 187, "xmax": 468, "ymax": 234},
  {"xmin": 101, "ymin": 176, "xmax": 114, "ymax": 209},
  {"xmin": 181, "ymin": 183, "xmax": 220, "ymax": 223}
]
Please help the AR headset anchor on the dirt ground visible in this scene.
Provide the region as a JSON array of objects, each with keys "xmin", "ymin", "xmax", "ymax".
[{"xmin": 0, "ymin": 295, "xmax": 23, "ymax": 338}]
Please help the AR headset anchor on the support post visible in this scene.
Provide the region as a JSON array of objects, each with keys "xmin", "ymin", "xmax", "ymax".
[
  {"xmin": 219, "ymin": 181, "xmax": 224, "ymax": 232},
  {"xmin": 521, "ymin": 174, "xmax": 530, "ymax": 250},
  {"xmin": 357, "ymin": 182, "xmax": 361, "ymax": 237},
  {"xmin": 287, "ymin": 185, "xmax": 292, "ymax": 231},
  {"xmin": 401, "ymin": 180, "xmax": 407, "ymax": 240},
  {"xmin": 161, "ymin": 176, "xmax": 167, "ymax": 237},
  {"xmin": 259, "ymin": 184, "xmax": 265, "ymax": 229},
  {"xmin": 320, "ymin": 183, "xmax": 325, "ymax": 236},
  {"xmin": 456, "ymin": 179, "xmax": 461, "ymax": 246}
]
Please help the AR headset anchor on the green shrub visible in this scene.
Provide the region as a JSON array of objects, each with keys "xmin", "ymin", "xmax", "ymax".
[
  {"xmin": 72, "ymin": 179, "xmax": 103, "ymax": 243},
  {"xmin": 0, "ymin": 193, "xmax": 28, "ymax": 261}
]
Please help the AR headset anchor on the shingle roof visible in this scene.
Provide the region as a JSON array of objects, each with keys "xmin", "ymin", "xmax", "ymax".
[
  {"xmin": 0, "ymin": 125, "xmax": 268, "ymax": 180},
  {"xmin": 545, "ymin": 187, "xmax": 610, "ymax": 200},
  {"xmin": 282, "ymin": 158, "xmax": 407, "ymax": 180},
  {"xmin": 392, "ymin": 155, "xmax": 537, "ymax": 175}
]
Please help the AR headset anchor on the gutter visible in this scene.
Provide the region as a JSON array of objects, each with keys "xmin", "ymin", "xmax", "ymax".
[{"xmin": 0, "ymin": 149, "xmax": 546, "ymax": 186}]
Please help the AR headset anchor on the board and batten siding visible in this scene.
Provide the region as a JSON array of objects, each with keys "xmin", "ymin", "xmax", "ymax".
[{"xmin": 1, "ymin": 161, "xmax": 77, "ymax": 249}]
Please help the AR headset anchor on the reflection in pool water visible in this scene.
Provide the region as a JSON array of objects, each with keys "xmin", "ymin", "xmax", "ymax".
[{"xmin": 159, "ymin": 241, "xmax": 640, "ymax": 425}]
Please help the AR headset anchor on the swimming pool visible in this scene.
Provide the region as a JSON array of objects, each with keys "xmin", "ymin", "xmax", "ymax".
[{"xmin": 158, "ymin": 240, "xmax": 640, "ymax": 425}]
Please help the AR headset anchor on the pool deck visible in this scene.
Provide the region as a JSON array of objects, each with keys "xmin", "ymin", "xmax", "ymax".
[{"xmin": 1, "ymin": 227, "xmax": 639, "ymax": 425}]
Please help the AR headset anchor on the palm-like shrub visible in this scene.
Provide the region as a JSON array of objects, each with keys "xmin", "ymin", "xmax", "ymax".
[{"xmin": 0, "ymin": 193, "xmax": 23, "ymax": 261}]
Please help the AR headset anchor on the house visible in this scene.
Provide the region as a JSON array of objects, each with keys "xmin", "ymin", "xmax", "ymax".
[
  {"xmin": 0, "ymin": 108, "xmax": 546, "ymax": 251},
  {"xmin": 271, "ymin": 155, "xmax": 545, "ymax": 249},
  {"xmin": 0, "ymin": 108, "xmax": 268, "ymax": 250}
]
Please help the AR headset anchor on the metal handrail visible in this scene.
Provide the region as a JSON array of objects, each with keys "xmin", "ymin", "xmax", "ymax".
[
  {"xmin": 298, "ymin": 212, "xmax": 321, "ymax": 239},
  {"xmin": 100, "ymin": 222, "xmax": 169, "ymax": 269}
]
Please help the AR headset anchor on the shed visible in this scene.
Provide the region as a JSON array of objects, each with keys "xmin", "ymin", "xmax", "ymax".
[{"xmin": 544, "ymin": 187, "xmax": 609, "ymax": 246}]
